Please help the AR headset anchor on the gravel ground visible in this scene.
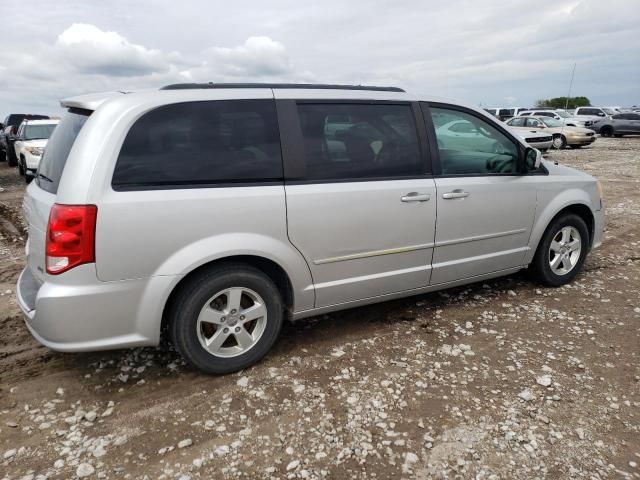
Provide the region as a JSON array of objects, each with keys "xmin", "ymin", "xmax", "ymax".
[{"xmin": 0, "ymin": 137, "xmax": 639, "ymax": 480}]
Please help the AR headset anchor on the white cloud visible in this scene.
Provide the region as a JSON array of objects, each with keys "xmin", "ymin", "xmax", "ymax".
[
  {"xmin": 207, "ymin": 36, "xmax": 292, "ymax": 77},
  {"xmin": 55, "ymin": 23, "xmax": 173, "ymax": 76}
]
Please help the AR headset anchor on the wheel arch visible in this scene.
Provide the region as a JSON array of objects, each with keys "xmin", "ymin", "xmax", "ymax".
[
  {"xmin": 160, "ymin": 255, "xmax": 297, "ymax": 341},
  {"xmin": 526, "ymin": 200, "xmax": 595, "ymax": 265}
]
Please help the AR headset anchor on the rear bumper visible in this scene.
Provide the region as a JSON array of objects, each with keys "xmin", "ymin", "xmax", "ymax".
[
  {"xmin": 568, "ymin": 136, "xmax": 596, "ymax": 146},
  {"xmin": 17, "ymin": 264, "xmax": 178, "ymax": 352}
]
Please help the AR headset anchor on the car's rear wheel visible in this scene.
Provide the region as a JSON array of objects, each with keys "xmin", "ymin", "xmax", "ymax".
[
  {"xmin": 530, "ymin": 213, "xmax": 589, "ymax": 287},
  {"xmin": 552, "ymin": 134, "xmax": 566, "ymax": 149},
  {"xmin": 169, "ymin": 263, "xmax": 284, "ymax": 374},
  {"xmin": 600, "ymin": 126, "xmax": 613, "ymax": 137}
]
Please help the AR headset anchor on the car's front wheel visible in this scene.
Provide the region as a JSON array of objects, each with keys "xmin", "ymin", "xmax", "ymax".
[
  {"xmin": 600, "ymin": 126, "xmax": 613, "ymax": 137},
  {"xmin": 18, "ymin": 157, "xmax": 25, "ymax": 176},
  {"xmin": 530, "ymin": 213, "xmax": 589, "ymax": 287},
  {"xmin": 169, "ymin": 263, "xmax": 284, "ymax": 374}
]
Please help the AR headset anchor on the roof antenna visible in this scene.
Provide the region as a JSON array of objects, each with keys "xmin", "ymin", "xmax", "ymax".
[
  {"xmin": 556, "ymin": 62, "xmax": 577, "ymax": 165},
  {"xmin": 564, "ymin": 62, "xmax": 577, "ymax": 112}
]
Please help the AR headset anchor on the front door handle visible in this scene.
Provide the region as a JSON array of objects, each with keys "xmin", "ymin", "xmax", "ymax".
[
  {"xmin": 401, "ymin": 192, "xmax": 431, "ymax": 202},
  {"xmin": 442, "ymin": 190, "xmax": 470, "ymax": 199}
]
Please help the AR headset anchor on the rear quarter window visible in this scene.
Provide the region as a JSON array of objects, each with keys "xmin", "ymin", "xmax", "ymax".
[
  {"xmin": 37, "ymin": 109, "xmax": 90, "ymax": 194},
  {"xmin": 112, "ymin": 99, "xmax": 283, "ymax": 190}
]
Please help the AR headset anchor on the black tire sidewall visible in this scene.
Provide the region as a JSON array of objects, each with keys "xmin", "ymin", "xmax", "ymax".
[
  {"xmin": 170, "ymin": 266, "xmax": 284, "ymax": 374},
  {"xmin": 533, "ymin": 214, "xmax": 589, "ymax": 287}
]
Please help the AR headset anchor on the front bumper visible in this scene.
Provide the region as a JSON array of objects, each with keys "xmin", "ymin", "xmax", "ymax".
[
  {"xmin": 17, "ymin": 264, "xmax": 177, "ymax": 352},
  {"xmin": 592, "ymin": 205, "xmax": 604, "ymax": 250},
  {"xmin": 530, "ymin": 140, "xmax": 553, "ymax": 151}
]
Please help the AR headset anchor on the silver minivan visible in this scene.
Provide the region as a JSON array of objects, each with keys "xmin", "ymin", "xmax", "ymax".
[{"xmin": 17, "ymin": 83, "xmax": 604, "ymax": 374}]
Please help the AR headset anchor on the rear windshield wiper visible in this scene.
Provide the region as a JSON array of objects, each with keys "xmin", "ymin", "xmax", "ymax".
[{"xmin": 37, "ymin": 173, "xmax": 53, "ymax": 182}]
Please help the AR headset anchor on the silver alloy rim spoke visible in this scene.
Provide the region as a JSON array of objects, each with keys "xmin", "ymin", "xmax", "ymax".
[
  {"xmin": 235, "ymin": 327, "xmax": 254, "ymax": 349},
  {"xmin": 226, "ymin": 288, "xmax": 243, "ymax": 313},
  {"xmin": 196, "ymin": 286, "xmax": 268, "ymax": 358},
  {"xmin": 241, "ymin": 303, "xmax": 267, "ymax": 323},
  {"xmin": 206, "ymin": 328, "xmax": 229, "ymax": 352},
  {"xmin": 198, "ymin": 307, "xmax": 226, "ymax": 325},
  {"xmin": 549, "ymin": 226, "xmax": 581, "ymax": 276}
]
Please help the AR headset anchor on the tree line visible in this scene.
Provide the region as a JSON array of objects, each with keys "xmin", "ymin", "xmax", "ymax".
[{"xmin": 534, "ymin": 96, "xmax": 591, "ymax": 109}]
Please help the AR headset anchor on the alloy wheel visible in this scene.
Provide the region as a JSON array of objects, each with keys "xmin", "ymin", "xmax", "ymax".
[
  {"xmin": 196, "ymin": 287, "xmax": 268, "ymax": 358},
  {"xmin": 548, "ymin": 226, "xmax": 582, "ymax": 276}
]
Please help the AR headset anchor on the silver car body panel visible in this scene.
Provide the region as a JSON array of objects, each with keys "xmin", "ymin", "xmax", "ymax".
[{"xmin": 18, "ymin": 87, "xmax": 604, "ymax": 351}]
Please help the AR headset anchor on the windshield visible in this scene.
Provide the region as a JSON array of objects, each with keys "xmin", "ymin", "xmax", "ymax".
[
  {"xmin": 25, "ymin": 124, "xmax": 57, "ymax": 140},
  {"xmin": 555, "ymin": 110, "xmax": 570, "ymax": 118},
  {"xmin": 541, "ymin": 118, "xmax": 563, "ymax": 127},
  {"xmin": 603, "ymin": 108, "xmax": 617, "ymax": 115},
  {"xmin": 37, "ymin": 109, "xmax": 90, "ymax": 194}
]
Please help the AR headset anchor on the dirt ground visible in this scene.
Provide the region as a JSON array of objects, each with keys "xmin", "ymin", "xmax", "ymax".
[{"xmin": 0, "ymin": 137, "xmax": 638, "ymax": 480}]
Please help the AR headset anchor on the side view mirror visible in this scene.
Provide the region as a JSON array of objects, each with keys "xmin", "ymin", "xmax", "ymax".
[{"xmin": 525, "ymin": 147, "xmax": 542, "ymax": 171}]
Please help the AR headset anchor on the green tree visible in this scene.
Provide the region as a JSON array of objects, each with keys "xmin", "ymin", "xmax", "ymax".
[{"xmin": 535, "ymin": 96, "xmax": 591, "ymax": 109}]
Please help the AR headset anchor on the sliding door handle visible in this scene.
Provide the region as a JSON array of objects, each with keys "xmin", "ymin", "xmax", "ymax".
[
  {"xmin": 442, "ymin": 190, "xmax": 470, "ymax": 199},
  {"xmin": 401, "ymin": 192, "xmax": 431, "ymax": 202}
]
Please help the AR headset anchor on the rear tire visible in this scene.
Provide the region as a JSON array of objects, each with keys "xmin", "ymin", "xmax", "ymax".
[
  {"xmin": 530, "ymin": 213, "xmax": 589, "ymax": 287},
  {"xmin": 169, "ymin": 263, "xmax": 284, "ymax": 374},
  {"xmin": 552, "ymin": 134, "xmax": 566, "ymax": 149}
]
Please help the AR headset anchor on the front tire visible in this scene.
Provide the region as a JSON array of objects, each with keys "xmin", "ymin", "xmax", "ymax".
[
  {"xmin": 18, "ymin": 157, "xmax": 25, "ymax": 176},
  {"xmin": 530, "ymin": 213, "xmax": 589, "ymax": 287},
  {"xmin": 169, "ymin": 263, "xmax": 284, "ymax": 374},
  {"xmin": 600, "ymin": 126, "xmax": 613, "ymax": 137}
]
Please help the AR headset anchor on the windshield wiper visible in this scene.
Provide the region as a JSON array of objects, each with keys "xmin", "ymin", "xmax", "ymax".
[{"xmin": 37, "ymin": 173, "xmax": 53, "ymax": 183}]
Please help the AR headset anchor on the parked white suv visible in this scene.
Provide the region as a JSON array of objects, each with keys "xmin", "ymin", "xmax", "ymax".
[
  {"xmin": 574, "ymin": 107, "xmax": 617, "ymax": 119},
  {"xmin": 13, "ymin": 119, "xmax": 59, "ymax": 181},
  {"xmin": 18, "ymin": 84, "xmax": 604, "ymax": 374}
]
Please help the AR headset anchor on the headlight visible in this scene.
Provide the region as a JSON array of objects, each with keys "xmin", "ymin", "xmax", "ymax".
[{"xmin": 25, "ymin": 146, "xmax": 44, "ymax": 156}]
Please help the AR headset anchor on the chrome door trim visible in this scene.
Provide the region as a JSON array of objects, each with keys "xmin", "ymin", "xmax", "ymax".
[
  {"xmin": 313, "ymin": 243, "xmax": 435, "ymax": 265},
  {"xmin": 435, "ymin": 228, "xmax": 526, "ymax": 247}
]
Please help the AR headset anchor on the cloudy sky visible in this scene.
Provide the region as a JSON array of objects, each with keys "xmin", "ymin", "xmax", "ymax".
[{"xmin": 1, "ymin": 0, "xmax": 639, "ymax": 119}]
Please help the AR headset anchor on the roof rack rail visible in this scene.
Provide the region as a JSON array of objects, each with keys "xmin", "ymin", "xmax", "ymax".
[{"xmin": 160, "ymin": 82, "xmax": 405, "ymax": 92}]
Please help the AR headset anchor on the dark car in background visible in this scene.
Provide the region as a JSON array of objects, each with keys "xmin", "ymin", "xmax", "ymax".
[
  {"xmin": 592, "ymin": 112, "xmax": 640, "ymax": 137},
  {"xmin": 0, "ymin": 114, "xmax": 50, "ymax": 166}
]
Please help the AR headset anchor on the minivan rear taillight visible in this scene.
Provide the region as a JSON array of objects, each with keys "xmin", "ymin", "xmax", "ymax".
[{"xmin": 46, "ymin": 204, "xmax": 97, "ymax": 275}]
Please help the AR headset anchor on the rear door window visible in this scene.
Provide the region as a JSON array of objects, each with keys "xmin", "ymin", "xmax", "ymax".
[
  {"xmin": 113, "ymin": 100, "xmax": 282, "ymax": 190},
  {"xmin": 294, "ymin": 103, "xmax": 424, "ymax": 181},
  {"xmin": 37, "ymin": 109, "xmax": 90, "ymax": 194}
]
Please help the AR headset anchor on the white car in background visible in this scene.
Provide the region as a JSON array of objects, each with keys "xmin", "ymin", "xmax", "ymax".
[
  {"xmin": 435, "ymin": 118, "xmax": 552, "ymax": 153},
  {"xmin": 13, "ymin": 119, "xmax": 59, "ymax": 181},
  {"xmin": 510, "ymin": 129, "xmax": 553, "ymax": 152},
  {"xmin": 518, "ymin": 109, "xmax": 595, "ymax": 129}
]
